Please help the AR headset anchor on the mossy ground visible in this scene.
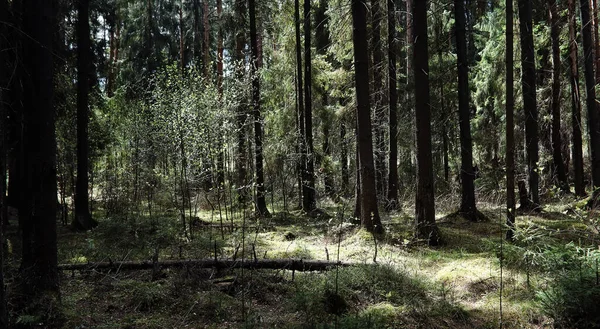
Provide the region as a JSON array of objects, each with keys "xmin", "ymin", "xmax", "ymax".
[{"xmin": 5, "ymin": 195, "xmax": 597, "ymax": 328}]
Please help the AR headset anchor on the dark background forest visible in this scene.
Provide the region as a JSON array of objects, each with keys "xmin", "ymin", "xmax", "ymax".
[{"xmin": 2, "ymin": 0, "xmax": 600, "ymax": 328}]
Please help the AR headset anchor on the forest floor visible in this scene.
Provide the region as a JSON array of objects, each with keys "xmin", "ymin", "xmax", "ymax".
[{"xmin": 5, "ymin": 193, "xmax": 599, "ymax": 328}]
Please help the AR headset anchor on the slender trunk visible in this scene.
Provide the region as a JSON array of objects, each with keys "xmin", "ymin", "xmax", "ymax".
[
  {"xmin": 548, "ymin": 0, "xmax": 568, "ymax": 191},
  {"xmin": 518, "ymin": 0, "xmax": 540, "ymax": 207},
  {"xmin": 506, "ymin": 0, "xmax": 516, "ymax": 240},
  {"xmin": 372, "ymin": 0, "xmax": 386, "ymax": 198},
  {"xmin": 340, "ymin": 117, "xmax": 349, "ymax": 196},
  {"xmin": 203, "ymin": 0, "xmax": 210, "ymax": 77},
  {"xmin": 235, "ymin": 0, "xmax": 248, "ymax": 205},
  {"xmin": 455, "ymin": 0, "xmax": 477, "ymax": 220},
  {"xmin": 580, "ymin": 0, "xmax": 600, "ymax": 201},
  {"xmin": 216, "ymin": 0, "xmax": 225, "ymax": 187},
  {"xmin": 412, "ymin": 0, "xmax": 439, "ymax": 245},
  {"xmin": 352, "ymin": 0, "xmax": 384, "ymax": 234},
  {"xmin": 387, "ymin": 0, "xmax": 399, "ymax": 209},
  {"xmin": 75, "ymin": 0, "xmax": 97, "ymax": 231},
  {"xmin": 303, "ymin": 0, "xmax": 316, "ymax": 212},
  {"xmin": 295, "ymin": 0, "xmax": 307, "ymax": 210},
  {"xmin": 569, "ymin": 0, "xmax": 585, "ymax": 196},
  {"xmin": 0, "ymin": 0, "xmax": 8, "ymax": 323},
  {"xmin": 249, "ymin": 0, "xmax": 270, "ymax": 217},
  {"xmin": 179, "ymin": 6, "xmax": 185, "ymax": 73}
]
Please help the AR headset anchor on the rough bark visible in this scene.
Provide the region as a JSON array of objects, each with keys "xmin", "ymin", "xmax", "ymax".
[
  {"xmin": 412, "ymin": 0, "xmax": 439, "ymax": 245},
  {"xmin": 506, "ymin": 0, "xmax": 516, "ymax": 241},
  {"xmin": 518, "ymin": 0, "xmax": 540, "ymax": 207},
  {"xmin": 0, "ymin": 0, "xmax": 8, "ymax": 324},
  {"xmin": 569, "ymin": 0, "xmax": 585, "ymax": 196},
  {"xmin": 455, "ymin": 0, "xmax": 477, "ymax": 221},
  {"xmin": 295, "ymin": 0, "xmax": 306, "ymax": 209},
  {"xmin": 58, "ymin": 259, "xmax": 351, "ymax": 272},
  {"xmin": 548, "ymin": 0, "xmax": 568, "ymax": 192},
  {"xmin": 303, "ymin": 0, "xmax": 316, "ymax": 212},
  {"xmin": 249, "ymin": 0, "xmax": 270, "ymax": 217},
  {"xmin": 74, "ymin": 0, "xmax": 98, "ymax": 231},
  {"xmin": 386, "ymin": 0, "xmax": 399, "ymax": 210},
  {"xmin": 580, "ymin": 0, "xmax": 600, "ymax": 205},
  {"xmin": 21, "ymin": 0, "xmax": 59, "ymax": 294},
  {"xmin": 351, "ymin": 0, "xmax": 384, "ymax": 234}
]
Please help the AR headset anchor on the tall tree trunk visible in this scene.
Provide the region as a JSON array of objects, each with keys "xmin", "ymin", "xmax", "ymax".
[
  {"xmin": 0, "ymin": 0, "xmax": 9, "ymax": 324},
  {"xmin": 548, "ymin": 0, "xmax": 568, "ymax": 192},
  {"xmin": 203, "ymin": 0, "xmax": 210, "ymax": 77},
  {"xmin": 340, "ymin": 117, "xmax": 349, "ymax": 196},
  {"xmin": 235, "ymin": 0, "xmax": 248, "ymax": 205},
  {"xmin": 216, "ymin": 0, "xmax": 225, "ymax": 187},
  {"xmin": 580, "ymin": 0, "xmax": 600, "ymax": 204},
  {"xmin": 351, "ymin": 0, "xmax": 384, "ymax": 234},
  {"xmin": 21, "ymin": 0, "xmax": 59, "ymax": 295},
  {"xmin": 455, "ymin": 0, "xmax": 477, "ymax": 221},
  {"xmin": 193, "ymin": 0, "xmax": 201, "ymax": 67},
  {"xmin": 371, "ymin": 0, "xmax": 386, "ymax": 198},
  {"xmin": 249, "ymin": 0, "xmax": 270, "ymax": 217},
  {"xmin": 569, "ymin": 0, "xmax": 585, "ymax": 196},
  {"xmin": 74, "ymin": 0, "xmax": 97, "ymax": 231},
  {"xmin": 295, "ymin": 0, "xmax": 306, "ymax": 209},
  {"xmin": 387, "ymin": 0, "xmax": 399, "ymax": 210},
  {"xmin": 412, "ymin": 0, "xmax": 439, "ymax": 245},
  {"xmin": 518, "ymin": 0, "xmax": 540, "ymax": 207},
  {"xmin": 303, "ymin": 0, "xmax": 316, "ymax": 212},
  {"xmin": 506, "ymin": 0, "xmax": 516, "ymax": 240}
]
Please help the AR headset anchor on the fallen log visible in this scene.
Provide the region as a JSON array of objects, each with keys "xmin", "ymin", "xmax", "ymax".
[{"xmin": 58, "ymin": 258, "xmax": 351, "ymax": 272}]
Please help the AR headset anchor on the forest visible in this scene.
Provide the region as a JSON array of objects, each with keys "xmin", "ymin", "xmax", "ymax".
[{"xmin": 2, "ymin": 0, "xmax": 600, "ymax": 327}]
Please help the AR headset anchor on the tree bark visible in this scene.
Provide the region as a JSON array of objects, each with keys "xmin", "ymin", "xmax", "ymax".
[
  {"xmin": 455, "ymin": 0, "xmax": 477, "ymax": 221},
  {"xmin": 548, "ymin": 0, "xmax": 568, "ymax": 192},
  {"xmin": 249, "ymin": 0, "xmax": 270, "ymax": 217},
  {"xmin": 518, "ymin": 0, "xmax": 540, "ymax": 207},
  {"xmin": 580, "ymin": 0, "xmax": 600, "ymax": 205},
  {"xmin": 21, "ymin": 0, "xmax": 59, "ymax": 295},
  {"xmin": 235, "ymin": 0, "xmax": 248, "ymax": 205},
  {"xmin": 203, "ymin": 0, "xmax": 210, "ymax": 77},
  {"xmin": 303, "ymin": 0, "xmax": 316, "ymax": 212},
  {"xmin": 295, "ymin": 0, "xmax": 306, "ymax": 210},
  {"xmin": 351, "ymin": 0, "xmax": 384, "ymax": 234},
  {"xmin": 412, "ymin": 0, "xmax": 439, "ymax": 245},
  {"xmin": 386, "ymin": 0, "xmax": 399, "ymax": 210},
  {"xmin": 569, "ymin": 0, "xmax": 585, "ymax": 197},
  {"xmin": 372, "ymin": 0, "xmax": 386, "ymax": 198},
  {"xmin": 74, "ymin": 0, "xmax": 98, "ymax": 231},
  {"xmin": 506, "ymin": 0, "xmax": 516, "ymax": 241},
  {"xmin": 0, "ymin": 0, "xmax": 9, "ymax": 324}
]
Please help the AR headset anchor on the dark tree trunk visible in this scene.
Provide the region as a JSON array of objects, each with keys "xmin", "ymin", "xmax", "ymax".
[
  {"xmin": 569, "ymin": 0, "xmax": 585, "ymax": 197},
  {"xmin": 193, "ymin": 0, "xmax": 201, "ymax": 67},
  {"xmin": 371, "ymin": 0, "xmax": 386, "ymax": 198},
  {"xmin": 506, "ymin": 0, "xmax": 516, "ymax": 241},
  {"xmin": 21, "ymin": 0, "xmax": 59, "ymax": 295},
  {"xmin": 412, "ymin": 0, "xmax": 439, "ymax": 245},
  {"xmin": 351, "ymin": 0, "xmax": 383, "ymax": 234},
  {"xmin": 249, "ymin": 0, "xmax": 270, "ymax": 217},
  {"xmin": 548, "ymin": 0, "xmax": 568, "ymax": 192},
  {"xmin": 518, "ymin": 0, "xmax": 540, "ymax": 207},
  {"xmin": 580, "ymin": 0, "xmax": 600, "ymax": 205},
  {"xmin": 0, "ymin": 0, "xmax": 8, "ymax": 324},
  {"xmin": 74, "ymin": 0, "xmax": 97, "ymax": 231},
  {"xmin": 203, "ymin": 0, "xmax": 210, "ymax": 77},
  {"xmin": 216, "ymin": 0, "xmax": 225, "ymax": 187},
  {"xmin": 303, "ymin": 0, "xmax": 316, "ymax": 212},
  {"xmin": 295, "ymin": 0, "xmax": 306, "ymax": 209},
  {"xmin": 340, "ymin": 117, "xmax": 349, "ymax": 196},
  {"xmin": 455, "ymin": 0, "xmax": 477, "ymax": 221},
  {"xmin": 386, "ymin": 0, "xmax": 399, "ymax": 210}
]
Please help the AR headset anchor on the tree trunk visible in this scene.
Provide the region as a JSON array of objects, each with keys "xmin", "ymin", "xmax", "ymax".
[
  {"xmin": 386, "ymin": 0, "xmax": 399, "ymax": 210},
  {"xmin": 412, "ymin": 0, "xmax": 439, "ymax": 245},
  {"xmin": 569, "ymin": 0, "xmax": 585, "ymax": 197},
  {"xmin": 203, "ymin": 0, "xmax": 210, "ymax": 77},
  {"xmin": 371, "ymin": 0, "xmax": 386, "ymax": 198},
  {"xmin": 455, "ymin": 0, "xmax": 477, "ymax": 221},
  {"xmin": 580, "ymin": 0, "xmax": 600, "ymax": 205},
  {"xmin": 340, "ymin": 117, "xmax": 349, "ymax": 196},
  {"xmin": 0, "ymin": 0, "xmax": 8, "ymax": 324},
  {"xmin": 235, "ymin": 0, "xmax": 248, "ymax": 205},
  {"xmin": 21, "ymin": 0, "xmax": 59, "ymax": 295},
  {"xmin": 303, "ymin": 0, "xmax": 316, "ymax": 212},
  {"xmin": 216, "ymin": 0, "xmax": 225, "ymax": 187},
  {"xmin": 74, "ymin": 0, "xmax": 97, "ymax": 231},
  {"xmin": 506, "ymin": 0, "xmax": 516, "ymax": 241},
  {"xmin": 548, "ymin": 0, "xmax": 568, "ymax": 192},
  {"xmin": 518, "ymin": 0, "xmax": 540, "ymax": 207},
  {"xmin": 295, "ymin": 0, "xmax": 306, "ymax": 209},
  {"xmin": 351, "ymin": 0, "xmax": 383, "ymax": 234},
  {"xmin": 249, "ymin": 0, "xmax": 270, "ymax": 217}
]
